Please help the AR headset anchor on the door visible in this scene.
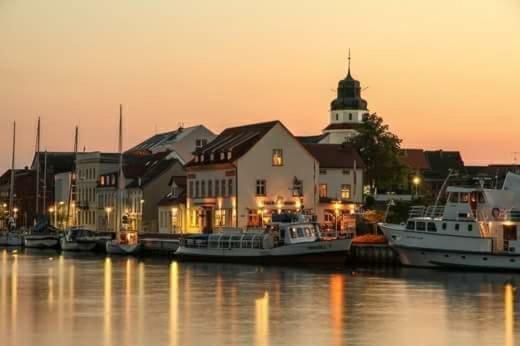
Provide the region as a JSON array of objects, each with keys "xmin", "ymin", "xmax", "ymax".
[
  {"xmin": 503, "ymin": 224, "xmax": 518, "ymax": 251},
  {"xmin": 202, "ymin": 208, "xmax": 213, "ymax": 234}
]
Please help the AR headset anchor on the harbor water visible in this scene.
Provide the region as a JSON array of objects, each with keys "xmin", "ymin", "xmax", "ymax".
[{"xmin": 0, "ymin": 249, "xmax": 519, "ymax": 346}]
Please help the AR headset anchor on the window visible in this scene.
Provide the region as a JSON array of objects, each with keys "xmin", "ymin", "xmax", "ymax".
[
  {"xmin": 342, "ymin": 169, "xmax": 350, "ymax": 175},
  {"xmin": 296, "ymin": 228, "xmax": 304, "ymax": 237},
  {"xmin": 221, "ymin": 179, "xmax": 226, "ymax": 197},
  {"xmin": 319, "ymin": 184, "xmax": 328, "ymax": 198},
  {"xmin": 349, "ymin": 113, "xmax": 353, "ymax": 121},
  {"xmin": 416, "ymin": 222, "xmax": 426, "ymax": 231},
  {"xmin": 290, "ymin": 228, "xmax": 297, "ymax": 238},
  {"xmin": 195, "ymin": 139, "xmax": 207, "ymax": 149},
  {"xmin": 341, "ymin": 184, "xmax": 351, "ymax": 200},
  {"xmin": 272, "ymin": 149, "xmax": 283, "ymax": 166},
  {"xmin": 201, "ymin": 180, "xmax": 206, "ymax": 197},
  {"xmin": 208, "ymin": 180, "xmax": 213, "ymax": 197},
  {"xmin": 468, "ymin": 224, "xmax": 473, "ymax": 231},
  {"xmin": 427, "ymin": 223, "xmax": 437, "ymax": 232},
  {"xmin": 228, "ymin": 179, "xmax": 233, "ymax": 196},
  {"xmin": 215, "ymin": 180, "xmax": 220, "ymax": 197},
  {"xmin": 195, "ymin": 181, "xmax": 200, "ymax": 198},
  {"xmin": 442, "ymin": 223, "xmax": 447, "ymax": 230},
  {"xmin": 335, "ymin": 114, "xmax": 339, "ymax": 121},
  {"xmin": 256, "ymin": 180, "xmax": 266, "ymax": 196},
  {"xmin": 455, "ymin": 224, "xmax": 460, "ymax": 231},
  {"xmin": 100, "ymin": 176, "xmax": 105, "ymax": 186},
  {"xmin": 320, "ymin": 169, "xmax": 327, "ymax": 175},
  {"xmin": 406, "ymin": 221, "xmax": 415, "ymax": 230},
  {"xmin": 227, "ymin": 151, "xmax": 232, "ymax": 160}
]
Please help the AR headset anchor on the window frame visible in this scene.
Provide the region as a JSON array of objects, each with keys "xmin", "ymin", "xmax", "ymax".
[{"xmin": 272, "ymin": 149, "xmax": 284, "ymax": 166}]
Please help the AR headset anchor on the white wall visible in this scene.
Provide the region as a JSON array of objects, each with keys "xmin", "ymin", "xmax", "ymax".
[
  {"xmin": 317, "ymin": 168, "xmax": 364, "ymax": 203},
  {"xmin": 329, "ymin": 109, "xmax": 368, "ymax": 124}
]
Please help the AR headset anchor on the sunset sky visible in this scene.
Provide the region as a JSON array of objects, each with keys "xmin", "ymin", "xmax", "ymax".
[{"xmin": 1, "ymin": 0, "xmax": 519, "ymax": 172}]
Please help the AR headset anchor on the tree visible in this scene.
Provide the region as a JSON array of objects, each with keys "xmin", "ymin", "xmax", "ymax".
[{"xmin": 346, "ymin": 113, "xmax": 407, "ymax": 194}]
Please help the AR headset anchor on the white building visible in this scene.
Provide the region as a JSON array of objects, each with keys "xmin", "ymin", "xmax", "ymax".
[
  {"xmin": 185, "ymin": 121, "xmax": 319, "ymax": 233},
  {"xmin": 127, "ymin": 125, "xmax": 216, "ymax": 163},
  {"xmin": 303, "ymin": 143, "xmax": 365, "ymax": 231}
]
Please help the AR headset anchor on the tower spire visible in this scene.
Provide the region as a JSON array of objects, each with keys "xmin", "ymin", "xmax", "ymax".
[{"xmin": 347, "ymin": 48, "xmax": 351, "ymax": 77}]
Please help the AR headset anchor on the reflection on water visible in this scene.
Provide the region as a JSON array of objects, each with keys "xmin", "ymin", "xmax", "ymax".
[{"xmin": 0, "ymin": 251, "xmax": 520, "ymax": 346}]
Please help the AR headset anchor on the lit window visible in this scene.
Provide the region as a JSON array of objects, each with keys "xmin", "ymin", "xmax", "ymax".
[
  {"xmin": 227, "ymin": 151, "xmax": 232, "ymax": 160},
  {"xmin": 100, "ymin": 176, "xmax": 105, "ymax": 186},
  {"xmin": 256, "ymin": 180, "xmax": 266, "ymax": 196},
  {"xmin": 272, "ymin": 149, "xmax": 283, "ymax": 166},
  {"xmin": 319, "ymin": 184, "xmax": 328, "ymax": 198},
  {"xmin": 340, "ymin": 184, "xmax": 351, "ymax": 199}
]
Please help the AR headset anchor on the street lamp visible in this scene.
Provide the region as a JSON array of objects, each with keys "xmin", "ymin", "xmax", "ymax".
[
  {"xmin": 412, "ymin": 176, "xmax": 421, "ymax": 199},
  {"xmin": 334, "ymin": 201, "xmax": 341, "ymax": 234},
  {"xmin": 49, "ymin": 207, "xmax": 55, "ymax": 226}
]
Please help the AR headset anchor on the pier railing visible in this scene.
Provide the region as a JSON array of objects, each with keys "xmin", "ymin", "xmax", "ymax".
[{"xmin": 408, "ymin": 205, "xmax": 444, "ymax": 219}]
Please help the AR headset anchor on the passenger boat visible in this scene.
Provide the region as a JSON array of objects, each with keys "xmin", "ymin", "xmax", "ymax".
[
  {"xmin": 60, "ymin": 227, "xmax": 97, "ymax": 251},
  {"xmin": 380, "ymin": 178, "xmax": 520, "ymax": 271},
  {"xmin": 175, "ymin": 213, "xmax": 351, "ymax": 265}
]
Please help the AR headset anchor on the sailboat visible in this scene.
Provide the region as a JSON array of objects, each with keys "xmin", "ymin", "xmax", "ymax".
[
  {"xmin": 105, "ymin": 105, "xmax": 142, "ymax": 255},
  {"xmin": 24, "ymin": 117, "xmax": 60, "ymax": 249},
  {"xmin": 0, "ymin": 121, "xmax": 24, "ymax": 246}
]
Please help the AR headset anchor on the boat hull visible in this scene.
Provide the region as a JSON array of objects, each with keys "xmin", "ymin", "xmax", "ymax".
[
  {"xmin": 7, "ymin": 233, "xmax": 23, "ymax": 246},
  {"xmin": 60, "ymin": 237, "xmax": 97, "ymax": 251},
  {"xmin": 175, "ymin": 239, "xmax": 351, "ymax": 265},
  {"xmin": 24, "ymin": 236, "xmax": 59, "ymax": 249},
  {"xmin": 105, "ymin": 241, "xmax": 142, "ymax": 255}
]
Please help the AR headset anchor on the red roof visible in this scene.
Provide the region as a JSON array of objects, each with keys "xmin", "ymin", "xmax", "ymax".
[
  {"xmin": 303, "ymin": 144, "xmax": 365, "ymax": 169},
  {"xmin": 400, "ymin": 149, "xmax": 430, "ymax": 170}
]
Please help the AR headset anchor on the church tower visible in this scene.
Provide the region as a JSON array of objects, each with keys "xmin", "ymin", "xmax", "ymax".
[{"xmin": 322, "ymin": 51, "xmax": 369, "ymax": 144}]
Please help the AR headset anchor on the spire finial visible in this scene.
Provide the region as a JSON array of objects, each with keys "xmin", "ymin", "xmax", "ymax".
[{"xmin": 347, "ymin": 48, "xmax": 351, "ymax": 76}]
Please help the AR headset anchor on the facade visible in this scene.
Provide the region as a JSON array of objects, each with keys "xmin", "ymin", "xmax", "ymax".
[
  {"xmin": 303, "ymin": 144, "xmax": 365, "ymax": 231},
  {"xmin": 157, "ymin": 177, "xmax": 187, "ymax": 234},
  {"xmin": 185, "ymin": 121, "xmax": 319, "ymax": 233},
  {"xmin": 127, "ymin": 125, "xmax": 216, "ymax": 163},
  {"xmin": 75, "ymin": 152, "xmax": 120, "ymax": 229},
  {"xmin": 0, "ymin": 169, "xmax": 37, "ymax": 229}
]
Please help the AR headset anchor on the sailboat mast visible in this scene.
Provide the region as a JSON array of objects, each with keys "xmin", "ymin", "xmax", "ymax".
[
  {"xmin": 65, "ymin": 126, "xmax": 79, "ymax": 228},
  {"xmin": 8, "ymin": 121, "xmax": 16, "ymax": 218},
  {"xmin": 35, "ymin": 117, "xmax": 41, "ymax": 216},
  {"xmin": 116, "ymin": 105, "xmax": 123, "ymax": 238},
  {"xmin": 43, "ymin": 150, "xmax": 47, "ymax": 212}
]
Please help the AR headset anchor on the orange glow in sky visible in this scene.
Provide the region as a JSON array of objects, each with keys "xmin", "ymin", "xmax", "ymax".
[{"xmin": 1, "ymin": 0, "xmax": 519, "ymax": 171}]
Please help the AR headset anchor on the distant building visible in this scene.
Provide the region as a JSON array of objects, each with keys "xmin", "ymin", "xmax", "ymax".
[
  {"xmin": 423, "ymin": 150, "xmax": 466, "ymax": 197},
  {"xmin": 127, "ymin": 125, "xmax": 216, "ymax": 163},
  {"xmin": 399, "ymin": 149, "xmax": 431, "ymax": 193},
  {"xmin": 157, "ymin": 176, "xmax": 187, "ymax": 234},
  {"xmin": 303, "ymin": 143, "xmax": 365, "ymax": 231},
  {"xmin": 185, "ymin": 121, "xmax": 319, "ymax": 232},
  {"xmin": 0, "ymin": 168, "xmax": 37, "ymax": 228}
]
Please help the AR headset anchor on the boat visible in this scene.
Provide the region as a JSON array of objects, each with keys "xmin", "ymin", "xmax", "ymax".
[
  {"xmin": 175, "ymin": 213, "xmax": 351, "ymax": 265},
  {"xmin": 24, "ymin": 217, "xmax": 60, "ymax": 249},
  {"xmin": 105, "ymin": 105, "xmax": 142, "ymax": 256},
  {"xmin": 380, "ymin": 174, "xmax": 520, "ymax": 271},
  {"xmin": 60, "ymin": 227, "xmax": 97, "ymax": 251},
  {"xmin": 6, "ymin": 230, "xmax": 24, "ymax": 246}
]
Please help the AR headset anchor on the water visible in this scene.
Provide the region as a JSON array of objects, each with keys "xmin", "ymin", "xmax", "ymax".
[{"xmin": 0, "ymin": 249, "xmax": 519, "ymax": 346}]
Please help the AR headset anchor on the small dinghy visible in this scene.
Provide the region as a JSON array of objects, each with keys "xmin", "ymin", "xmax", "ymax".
[{"xmin": 106, "ymin": 231, "xmax": 141, "ymax": 255}]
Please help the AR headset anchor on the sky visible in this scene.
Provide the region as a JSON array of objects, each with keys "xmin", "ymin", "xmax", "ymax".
[{"xmin": 1, "ymin": 0, "xmax": 520, "ymax": 172}]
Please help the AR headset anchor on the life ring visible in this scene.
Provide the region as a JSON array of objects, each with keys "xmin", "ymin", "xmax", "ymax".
[{"xmin": 492, "ymin": 208, "xmax": 501, "ymax": 219}]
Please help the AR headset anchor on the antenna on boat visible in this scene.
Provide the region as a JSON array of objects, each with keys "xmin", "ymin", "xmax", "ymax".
[
  {"xmin": 116, "ymin": 104, "xmax": 124, "ymax": 240},
  {"xmin": 35, "ymin": 117, "xmax": 41, "ymax": 217},
  {"xmin": 431, "ymin": 169, "xmax": 456, "ymax": 217},
  {"xmin": 65, "ymin": 126, "xmax": 79, "ymax": 228},
  {"xmin": 9, "ymin": 121, "xmax": 16, "ymax": 223}
]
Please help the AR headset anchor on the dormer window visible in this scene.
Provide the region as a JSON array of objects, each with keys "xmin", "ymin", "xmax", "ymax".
[
  {"xmin": 200, "ymin": 155, "xmax": 204, "ymax": 163},
  {"xmin": 220, "ymin": 152, "xmax": 225, "ymax": 160},
  {"xmin": 210, "ymin": 153, "xmax": 215, "ymax": 161},
  {"xmin": 227, "ymin": 151, "xmax": 232, "ymax": 160}
]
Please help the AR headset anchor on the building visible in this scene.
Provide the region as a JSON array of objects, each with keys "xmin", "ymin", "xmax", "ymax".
[
  {"xmin": 423, "ymin": 150, "xmax": 466, "ymax": 197},
  {"xmin": 185, "ymin": 121, "xmax": 319, "ymax": 233},
  {"xmin": 303, "ymin": 143, "xmax": 365, "ymax": 231},
  {"xmin": 157, "ymin": 176, "xmax": 187, "ymax": 234},
  {"xmin": 0, "ymin": 168, "xmax": 37, "ymax": 229},
  {"xmin": 299, "ymin": 56, "xmax": 370, "ymax": 145},
  {"xmin": 399, "ymin": 149, "xmax": 431, "ymax": 194},
  {"xmin": 127, "ymin": 125, "xmax": 216, "ymax": 163},
  {"xmin": 75, "ymin": 152, "xmax": 120, "ymax": 229}
]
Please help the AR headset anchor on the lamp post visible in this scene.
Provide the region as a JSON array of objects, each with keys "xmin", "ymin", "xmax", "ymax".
[
  {"xmin": 139, "ymin": 199, "xmax": 144, "ymax": 232},
  {"xmin": 48, "ymin": 207, "xmax": 55, "ymax": 226},
  {"xmin": 412, "ymin": 176, "xmax": 421, "ymax": 199}
]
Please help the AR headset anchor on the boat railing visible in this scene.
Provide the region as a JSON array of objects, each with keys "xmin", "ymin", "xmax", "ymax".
[{"xmin": 408, "ymin": 205, "xmax": 445, "ymax": 219}]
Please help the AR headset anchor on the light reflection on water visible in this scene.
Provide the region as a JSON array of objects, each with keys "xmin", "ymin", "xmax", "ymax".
[{"xmin": 0, "ymin": 249, "xmax": 519, "ymax": 346}]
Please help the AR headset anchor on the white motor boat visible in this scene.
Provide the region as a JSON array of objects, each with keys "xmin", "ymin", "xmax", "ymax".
[
  {"xmin": 105, "ymin": 231, "xmax": 142, "ymax": 255},
  {"xmin": 380, "ymin": 182, "xmax": 520, "ymax": 271},
  {"xmin": 175, "ymin": 213, "xmax": 351, "ymax": 265},
  {"xmin": 60, "ymin": 228, "xmax": 97, "ymax": 251}
]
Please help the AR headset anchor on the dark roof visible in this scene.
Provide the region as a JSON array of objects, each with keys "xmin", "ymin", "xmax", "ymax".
[
  {"xmin": 323, "ymin": 123, "xmax": 363, "ymax": 131},
  {"xmin": 400, "ymin": 149, "xmax": 430, "ymax": 170},
  {"xmin": 157, "ymin": 190, "xmax": 187, "ymax": 206},
  {"xmin": 296, "ymin": 133, "xmax": 329, "ymax": 144},
  {"xmin": 31, "ymin": 152, "xmax": 75, "ymax": 174},
  {"xmin": 303, "ymin": 144, "xmax": 365, "ymax": 169},
  {"xmin": 330, "ymin": 69, "xmax": 368, "ymax": 111},
  {"xmin": 424, "ymin": 150, "xmax": 465, "ymax": 177},
  {"xmin": 186, "ymin": 121, "xmax": 279, "ymax": 167},
  {"xmin": 127, "ymin": 125, "xmax": 201, "ymax": 153}
]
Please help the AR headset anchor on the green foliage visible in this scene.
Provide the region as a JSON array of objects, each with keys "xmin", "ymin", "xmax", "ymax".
[{"xmin": 347, "ymin": 113, "xmax": 406, "ymax": 193}]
